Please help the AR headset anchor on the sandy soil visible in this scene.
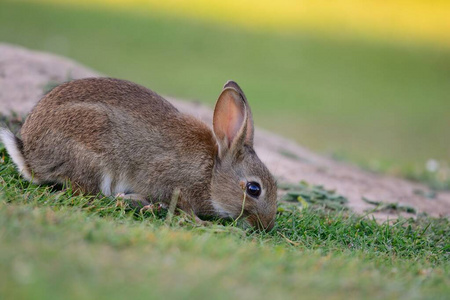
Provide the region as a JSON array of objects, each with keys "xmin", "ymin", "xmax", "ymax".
[{"xmin": 1, "ymin": 43, "xmax": 449, "ymax": 219}]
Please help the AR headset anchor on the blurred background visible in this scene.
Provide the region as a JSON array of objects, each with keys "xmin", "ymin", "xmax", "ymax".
[{"xmin": 1, "ymin": 0, "xmax": 449, "ymax": 186}]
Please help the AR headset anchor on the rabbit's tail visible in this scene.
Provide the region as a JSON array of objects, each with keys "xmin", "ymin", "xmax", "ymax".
[{"xmin": 0, "ymin": 128, "xmax": 35, "ymax": 182}]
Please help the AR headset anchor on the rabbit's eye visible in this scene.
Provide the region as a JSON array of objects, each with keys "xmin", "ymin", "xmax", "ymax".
[{"xmin": 246, "ymin": 182, "xmax": 261, "ymax": 198}]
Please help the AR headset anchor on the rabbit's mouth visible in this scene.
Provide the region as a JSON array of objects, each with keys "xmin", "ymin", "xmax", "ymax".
[
  {"xmin": 210, "ymin": 199, "xmax": 275, "ymax": 231},
  {"xmin": 246, "ymin": 214, "xmax": 275, "ymax": 231}
]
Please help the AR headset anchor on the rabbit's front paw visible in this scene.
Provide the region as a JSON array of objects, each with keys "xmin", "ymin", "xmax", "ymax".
[{"xmin": 115, "ymin": 193, "xmax": 150, "ymax": 208}]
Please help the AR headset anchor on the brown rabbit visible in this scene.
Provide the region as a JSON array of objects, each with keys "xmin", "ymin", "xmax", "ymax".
[{"xmin": 0, "ymin": 78, "xmax": 277, "ymax": 230}]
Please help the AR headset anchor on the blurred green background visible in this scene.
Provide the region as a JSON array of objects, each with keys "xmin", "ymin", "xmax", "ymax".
[{"xmin": 0, "ymin": 0, "xmax": 449, "ymax": 175}]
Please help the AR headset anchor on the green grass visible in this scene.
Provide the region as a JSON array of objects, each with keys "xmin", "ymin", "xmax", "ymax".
[
  {"xmin": 0, "ymin": 0, "xmax": 449, "ymax": 168},
  {"xmin": 1, "ymin": 142, "xmax": 449, "ymax": 299}
]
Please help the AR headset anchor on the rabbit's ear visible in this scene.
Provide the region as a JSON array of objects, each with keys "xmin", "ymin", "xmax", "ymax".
[
  {"xmin": 213, "ymin": 86, "xmax": 253, "ymax": 157},
  {"xmin": 223, "ymin": 80, "xmax": 254, "ymax": 145}
]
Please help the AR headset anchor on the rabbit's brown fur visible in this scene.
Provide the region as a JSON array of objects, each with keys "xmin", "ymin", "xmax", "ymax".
[{"xmin": 1, "ymin": 78, "xmax": 277, "ymax": 230}]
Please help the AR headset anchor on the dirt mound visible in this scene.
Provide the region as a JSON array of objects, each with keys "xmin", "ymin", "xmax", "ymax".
[
  {"xmin": 0, "ymin": 43, "xmax": 98, "ymax": 115},
  {"xmin": 1, "ymin": 43, "xmax": 449, "ymax": 219}
]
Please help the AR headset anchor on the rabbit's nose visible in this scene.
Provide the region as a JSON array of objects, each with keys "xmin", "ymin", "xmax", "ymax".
[
  {"xmin": 247, "ymin": 214, "xmax": 275, "ymax": 231},
  {"xmin": 262, "ymin": 217, "xmax": 275, "ymax": 231}
]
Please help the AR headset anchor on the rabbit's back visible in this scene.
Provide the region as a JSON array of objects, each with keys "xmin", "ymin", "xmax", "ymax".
[
  {"xmin": 41, "ymin": 78, "xmax": 178, "ymax": 116},
  {"xmin": 20, "ymin": 78, "xmax": 216, "ymax": 202}
]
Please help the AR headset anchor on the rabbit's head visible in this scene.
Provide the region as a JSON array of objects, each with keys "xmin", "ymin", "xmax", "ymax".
[{"xmin": 210, "ymin": 81, "xmax": 277, "ymax": 231}]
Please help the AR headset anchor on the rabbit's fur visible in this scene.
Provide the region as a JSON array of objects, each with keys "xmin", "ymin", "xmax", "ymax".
[{"xmin": 1, "ymin": 78, "xmax": 277, "ymax": 230}]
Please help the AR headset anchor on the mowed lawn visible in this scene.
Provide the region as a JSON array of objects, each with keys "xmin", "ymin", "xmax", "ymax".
[
  {"xmin": 0, "ymin": 1, "xmax": 449, "ymax": 166},
  {"xmin": 0, "ymin": 153, "xmax": 449, "ymax": 299}
]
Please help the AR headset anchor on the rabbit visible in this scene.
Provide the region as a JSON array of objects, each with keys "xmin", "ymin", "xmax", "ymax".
[{"xmin": 0, "ymin": 78, "xmax": 277, "ymax": 230}]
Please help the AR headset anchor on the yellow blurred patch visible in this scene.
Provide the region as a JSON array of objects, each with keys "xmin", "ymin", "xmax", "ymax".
[{"xmin": 27, "ymin": 0, "xmax": 450, "ymax": 47}]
